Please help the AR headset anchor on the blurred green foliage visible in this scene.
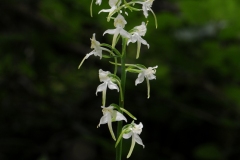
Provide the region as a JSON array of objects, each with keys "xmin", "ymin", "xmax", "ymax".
[{"xmin": 0, "ymin": 0, "xmax": 240, "ymax": 160}]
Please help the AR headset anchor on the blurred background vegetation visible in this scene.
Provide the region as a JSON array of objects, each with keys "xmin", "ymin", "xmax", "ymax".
[{"xmin": 0, "ymin": 0, "xmax": 240, "ymax": 160}]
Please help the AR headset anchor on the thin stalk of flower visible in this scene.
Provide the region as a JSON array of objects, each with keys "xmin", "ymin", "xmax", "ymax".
[
  {"xmin": 116, "ymin": 37, "xmax": 127, "ymax": 160},
  {"xmin": 116, "ymin": 80, "xmax": 124, "ymax": 102}
]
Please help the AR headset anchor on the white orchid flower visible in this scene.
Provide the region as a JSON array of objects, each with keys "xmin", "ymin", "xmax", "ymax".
[
  {"xmin": 127, "ymin": 22, "xmax": 149, "ymax": 59},
  {"xmin": 135, "ymin": 0, "xmax": 154, "ymax": 18},
  {"xmin": 99, "ymin": 0, "xmax": 122, "ymax": 18},
  {"xmin": 135, "ymin": 66, "xmax": 158, "ymax": 98},
  {"xmin": 123, "ymin": 122, "xmax": 144, "ymax": 158},
  {"xmin": 96, "ymin": 69, "xmax": 119, "ymax": 106},
  {"xmin": 103, "ymin": 14, "xmax": 131, "ymax": 48},
  {"xmin": 78, "ymin": 33, "xmax": 111, "ymax": 69},
  {"xmin": 134, "ymin": 0, "xmax": 158, "ymax": 28},
  {"xmin": 96, "ymin": 0, "xmax": 102, "ymax": 5},
  {"xmin": 97, "ymin": 105, "xmax": 127, "ymax": 140},
  {"xmin": 115, "ymin": 122, "xmax": 144, "ymax": 158}
]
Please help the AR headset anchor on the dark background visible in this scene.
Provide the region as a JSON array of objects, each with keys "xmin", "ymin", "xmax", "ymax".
[{"xmin": 0, "ymin": 0, "xmax": 240, "ymax": 160}]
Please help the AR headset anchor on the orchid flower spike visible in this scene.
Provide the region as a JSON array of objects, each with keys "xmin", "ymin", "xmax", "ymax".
[
  {"xmin": 78, "ymin": 33, "xmax": 111, "ymax": 69},
  {"xmin": 97, "ymin": 105, "xmax": 127, "ymax": 140},
  {"xmin": 116, "ymin": 122, "xmax": 144, "ymax": 158},
  {"xmin": 96, "ymin": 69, "xmax": 119, "ymax": 106},
  {"xmin": 99, "ymin": 0, "xmax": 122, "ymax": 20},
  {"xmin": 127, "ymin": 22, "xmax": 149, "ymax": 59},
  {"xmin": 103, "ymin": 14, "xmax": 131, "ymax": 48},
  {"xmin": 135, "ymin": 66, "xmax": 158, "ymax": 98}
]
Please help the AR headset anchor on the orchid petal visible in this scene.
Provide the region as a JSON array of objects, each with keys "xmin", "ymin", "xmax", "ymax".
[
  {"xmin": 133, "ymin": 134, "xmax": 144, "ymax": 148},
  {"xmin": 142, "ymin": 4, "xmax": 148, "ymax": 18},
  {"xmin": 99, "ymin": 69, "xmax": 110, "ymax": 82},
  {"xmin": 135, "ymin": 72, "xmax": 145, "ymax": 85},
  {"xmin": 96, "ymin": 82, "xmax": 107, "ymax": 95},
  {"xmin": 93, "ymin": 49, "xmax": 103, "ymax": 59},
  {"xmin": 146, "ymin": 74, "xmax": 156, "ymax": 80},
  {"xmin": 112, "ymin": 110, "xmax": 127, "ymax": 122},
  {"xmin": 107, "ymin": 81, "xmax": 119, "ymax": 92},
  {"xmin": 120, "ymin": 28, "xmax": 131, "ymax": 38},
  {"xmin": 138, "ymin": 36, "xmax": 149, "ymax": 48},
  {"xmin": 97, "ymin": 114, "xmax": 109, "ymax": 127},
  {"xmin": 123, "ymin": 132, "xmax": 133, "ymax": 139},
  {"xmin": 99, "ymin": 8, "xmax": 113, "ymax": 13},
  {"xmin": 103, "ymin": 29, "xmax": 117, "ymax": 36}
]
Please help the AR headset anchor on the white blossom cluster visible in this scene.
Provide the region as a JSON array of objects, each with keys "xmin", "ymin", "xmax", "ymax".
[{"xmin": 79, "ymin": 0, "xmax": 158, "ymax": 158}]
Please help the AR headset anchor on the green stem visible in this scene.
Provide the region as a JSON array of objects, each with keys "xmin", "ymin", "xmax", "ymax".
[{"xmin": 116, "ymin": 38, "xmax": 127, "ymax": 160}]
